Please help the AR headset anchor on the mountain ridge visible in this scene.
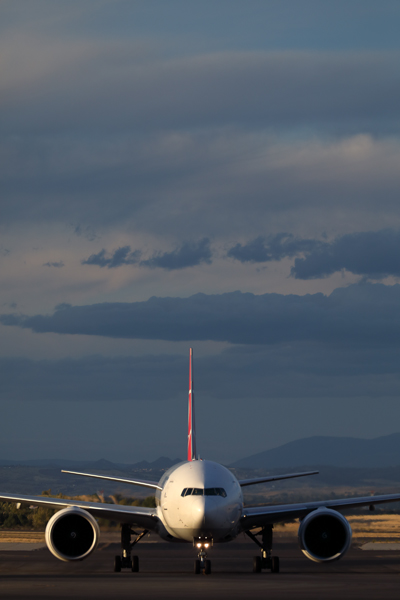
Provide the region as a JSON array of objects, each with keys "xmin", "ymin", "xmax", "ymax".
[{"xmin": 230, "ymin": 432, "xmax": 400, "ymax": 469}]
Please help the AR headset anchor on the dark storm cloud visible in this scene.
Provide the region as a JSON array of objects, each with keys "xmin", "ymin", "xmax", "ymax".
[
  {"xmin": 2, "ymin": 283, "xmax": 400, "ymax": 346},
  {"xmin": 292, "ymin": 230, "xmax": 400, "ymax": 279},
  {"xmin": 1, "ymin": 342, "xmax": 400, "ymax": 403},
  {"xmin": 82, "ymin": 246, "xmax": 141, "ymax": 268},
  {"xmin": 140, "ymin": 238, "xmax": 212, "ymax": 270},
  {"xmin": 227, "ymin": 234, "xmax": 322, "ymax": 263}
]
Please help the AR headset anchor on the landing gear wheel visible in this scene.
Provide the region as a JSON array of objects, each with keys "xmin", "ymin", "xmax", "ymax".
[
  {"xmin": 253, "ymin": 556, "xmax": 261, "ymax": 573},
  {"xmin": 114, "ymin": 555, "xmax": 122, "ymax": 572},
  {"xmin": 271, "ymin": 556, "xmax": 280, "ymax": 573},
  {"xmin": 204, "ymin": 559, "xmax": 211, "ymax": 575},
  {"xmin": 194, "ymin": 559, "xmax": 201, "ymax": 574},
  {"xmin": 131, "ymin": 555, "xmax": 139, "ymax": 573}
]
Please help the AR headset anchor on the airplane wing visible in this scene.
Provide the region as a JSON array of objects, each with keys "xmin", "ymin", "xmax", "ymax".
[
  {"xmin": 61, "ymin": 470, "xmax": 162, "ymax": 490},
  {"xmin": 238, "ymin": 470, "xmax": 319, "ymax": 487},
  {"xmin": 0, "ymin": 493, "xmax": 159, "ymax": 528},
  {"xmin": 240, "ymin": 491, "xmax": 400, "ymax": 530}
]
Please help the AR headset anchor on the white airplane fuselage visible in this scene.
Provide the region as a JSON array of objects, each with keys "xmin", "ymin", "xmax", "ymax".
[{"xmin": 155, "ymin": 460, "xmax": 243, "ymax": 542}]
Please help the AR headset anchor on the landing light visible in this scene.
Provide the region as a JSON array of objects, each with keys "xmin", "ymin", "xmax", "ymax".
[{"xmin": 194, "ymin": 538, "xmax": 213, "ymax": 549}]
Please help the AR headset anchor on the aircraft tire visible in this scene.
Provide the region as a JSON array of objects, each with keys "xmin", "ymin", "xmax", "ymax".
[
  {"xmin": 253, "ymin": 556, "xmax": 261, "ymax": 573},
  {"xmin": 204, "ymin": 559, "xmax": 211, "ymax": 575},
  {"xmin": 114, "ymin": 555, "xmax": 122, "ymax": 572},
  {"xmin": 131, "ymin": 555, "xmax": 139, "ymax": 572},
  {"xmin": 194, "ymin": 560, "xmax": 201, "ymax": 574},
  {"xmin": 271, "ymin": 556, "xmax": 280, "ymax": 573}
]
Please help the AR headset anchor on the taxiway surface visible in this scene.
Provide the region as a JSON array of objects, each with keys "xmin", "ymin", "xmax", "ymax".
[{"xmin": 1, "ymin": 538, "xmax": 400, "ymax": 599}]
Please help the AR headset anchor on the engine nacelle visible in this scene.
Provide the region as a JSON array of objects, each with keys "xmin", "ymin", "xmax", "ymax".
[
  {"xmin": 45, "ymin": 507, "xmax": 100, "ymax": 562},
  {"xmin": 298, "ymin": 508, "xmax": 352, "ymax": 563}
]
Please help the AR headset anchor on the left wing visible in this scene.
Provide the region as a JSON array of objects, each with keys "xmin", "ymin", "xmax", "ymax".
[
  {"xmin": 238, "ymin": 470, "xmax": 319, "ymax": 487},
  {"xmin": 0, "ymin": 493, "xmax": 158, "ymax": 528},
  {"xmin": 61, "ymin": 470, "xmax": 162, "ymax": 490},
  {"xmin": 240, "ymin": 491, "xmax": 400, "ymax": 530}
]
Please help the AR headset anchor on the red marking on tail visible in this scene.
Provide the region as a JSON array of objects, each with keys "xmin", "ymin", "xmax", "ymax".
[{"xmin": 187, "ymin": 348, "xmax": 197, "ymax": 461}]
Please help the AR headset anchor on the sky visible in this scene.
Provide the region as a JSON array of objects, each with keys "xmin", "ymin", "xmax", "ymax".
[{"xmin": 2, "ymin": 0, "xmax": 400, "ymax": 465}]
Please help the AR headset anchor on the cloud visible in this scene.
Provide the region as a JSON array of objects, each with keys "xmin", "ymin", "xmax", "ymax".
[
  {"xmin": 292, "ymin": 229, "xmax": 400, "ymax": 279},
  {"xmin": 227, "ymin": 233, "xmax": 321, "ymax": 263},
  {"xmin": 82, "ymin": 239, "xmax": 212, "ymax": 270},
  {"xmin": 227, "ymin": 229, "xmax": 400, "ymax": 281},
  {"xmin": 43, "ymin": 261, "xmax": 64, "ymax": 268},
  {"xmin": 74, "ymin": 224, "xmax": 98, "ymax": 242},
  {"xmin": 140, "ymin": 238, "xmax": 212, "ymax": 270},
  {"xmin": 2, "ymin": 283, "xmax": 400, "ymax": 346},
  {"xmin": 82, "ymin": 246, "xmax": 141, "ymax": 268}
]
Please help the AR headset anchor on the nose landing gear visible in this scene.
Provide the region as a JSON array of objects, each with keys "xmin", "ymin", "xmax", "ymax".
[
  {"xmin": 114, "ymin": 524, "xmax": 149, "ymax": 572},
  {"xmin": 193, "ymin": 537, "xmax": 213, "ymax": 575},
  {"xmin": 246, "ymin": 525, "xmax": 280, "ymax": 573}
]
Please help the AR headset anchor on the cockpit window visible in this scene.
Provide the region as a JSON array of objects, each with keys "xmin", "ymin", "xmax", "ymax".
[
  {"xmin": 181, "ymin": 487, "xmax": 227, "ymax": 497},
  {"xmin": 205, "ymin": 488, "xmax": 227, "ymax": 497}
]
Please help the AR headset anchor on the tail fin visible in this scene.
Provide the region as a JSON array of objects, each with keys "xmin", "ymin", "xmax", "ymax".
[{"xmin": 187, "ymin": 348, "xmax": 197, "ymax": 461}]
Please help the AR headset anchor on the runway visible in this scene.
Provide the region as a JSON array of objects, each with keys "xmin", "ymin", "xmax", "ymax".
[{"xmin": 1, "ymin": 537, "xmax": 400, "ymax": 599}]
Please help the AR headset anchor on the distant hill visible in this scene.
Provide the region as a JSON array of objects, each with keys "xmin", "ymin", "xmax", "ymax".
[{"xmin": 231, "ymin": 433, "xmax": 400, "ymax": 469}]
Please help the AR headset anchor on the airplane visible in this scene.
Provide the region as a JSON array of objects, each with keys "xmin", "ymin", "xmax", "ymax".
[{"xmin": 2, "ymin": 348, "xmax": 400, "ymax": 575}]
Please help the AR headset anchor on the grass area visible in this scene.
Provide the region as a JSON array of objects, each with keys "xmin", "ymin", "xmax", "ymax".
[
  {"xmin": 0, "ymin": 531, "xmax": 45, "ymax": 543},
  {"xmin": 274, "ymin": 514, "xmax": 400, "ymax": 540}
]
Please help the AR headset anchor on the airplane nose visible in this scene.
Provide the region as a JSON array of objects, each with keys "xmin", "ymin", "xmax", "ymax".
[
  {"xmin": 203, "ymin": 497, "xmax": 224, "ymax": 529},
  {"xmin": 191, "ymin": 496, "xmax": 206, "ymax": 528}
]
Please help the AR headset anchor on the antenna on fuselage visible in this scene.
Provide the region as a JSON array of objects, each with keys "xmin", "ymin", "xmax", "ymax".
[{"xmin": 187, "ymin": 348, "xmax": 197, "ymax": 461}]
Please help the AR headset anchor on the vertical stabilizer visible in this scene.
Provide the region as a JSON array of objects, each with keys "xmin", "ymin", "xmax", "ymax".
[{"xmin": 187, "ymin": 348, "xmax": 197, "ymax": 461}]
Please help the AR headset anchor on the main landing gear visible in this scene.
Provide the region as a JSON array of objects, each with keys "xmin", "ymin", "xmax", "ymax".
[
  {"xmin": 246, "ymin": 525, "xmax": 280, "ymax": 574},
  {"xmin": 193, "ymin": 536, "xmax": 212, "ymax": 575},
  {"xmin": 114, "ymin": 524, "xmax": 149, "ymax": 572}
]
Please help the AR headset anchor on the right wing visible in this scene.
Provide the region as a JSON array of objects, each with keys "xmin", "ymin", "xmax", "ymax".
[
  {"xmin": 240, "ymin": 491, "xmax": 400, "ymax": 531},
  {"xmin": 238, "ymin": 470, "xmax": 319, "ymax": 487},
  {"xmin": 0, "ymin": 492, "xmax": 159, "ymax": 529},
  {"xmin": 61, "ymin": 470, "xmax": 162, "ymax": 490}
]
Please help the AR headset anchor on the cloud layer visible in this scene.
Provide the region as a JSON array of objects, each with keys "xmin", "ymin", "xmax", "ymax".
[
  {"xmin": 3, "ymin": 43, "xmax": 400, "ymax": 135},
  {"xmin": 1, "ymin": 341, "xmax": 399, "ymax": 403},
  {"xmin": 2, "ymin": 4, "xmax": 400, "ymax": 460},
  {"xmin": 2, "ymin": 283, "xmax": 400, "ymax": 346}
]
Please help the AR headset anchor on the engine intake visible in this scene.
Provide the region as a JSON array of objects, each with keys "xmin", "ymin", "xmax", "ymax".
[
  {"xmin": 298, "ymin": 508, "xmax": 352, "ymax": 563},
  {"xmin": 45, "ymin": 506, "xmax": 100, "ymax": 562}
]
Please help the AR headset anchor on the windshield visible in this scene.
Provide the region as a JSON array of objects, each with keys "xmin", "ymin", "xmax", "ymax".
[{"xmin": 181, "ymin": 487, "xmax": 227, "ymax": 497}]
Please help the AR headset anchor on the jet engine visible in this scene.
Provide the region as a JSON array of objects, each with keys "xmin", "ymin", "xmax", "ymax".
[
  {"xmin": 298, "ymin": 508, "xmax": 352, "ymax": 563},
  {"xmin": 45, "ymin": 506, "xmax": 100, "ymax": 562}
]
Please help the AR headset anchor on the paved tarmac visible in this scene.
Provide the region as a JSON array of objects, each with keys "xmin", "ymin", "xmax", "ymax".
[{"xmin": 1, "ymin": 537, "xmax": 400, "ymax": 599}]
